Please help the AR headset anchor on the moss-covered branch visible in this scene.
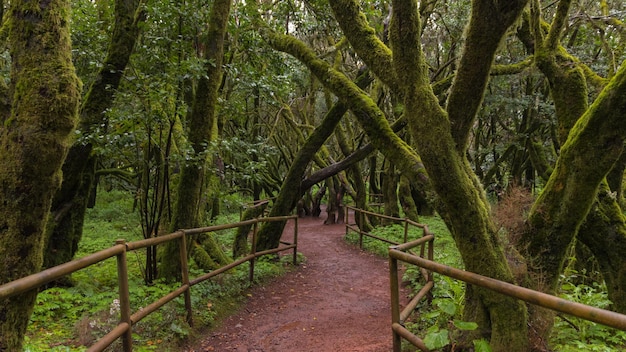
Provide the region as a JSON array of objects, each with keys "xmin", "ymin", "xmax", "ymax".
[
  {"xmin": 546, "ymin": 0, "xmax": 572, "ymax": 50},
  {"xmin": 446, "ymin": 0, "xmax": 529, "ymax": 153},
  {"xmin": 328, "ymin": 0, "xmax": 397, "ymax": 88},
  {"xmin": 262, "ymin": 30, "xmax": 429, "ymax": 190}
]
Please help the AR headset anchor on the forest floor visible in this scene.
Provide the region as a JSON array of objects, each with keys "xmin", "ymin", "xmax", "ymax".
[{"xmin": 185, "ymin": 209, "xmax": 409, "ymax": 352}]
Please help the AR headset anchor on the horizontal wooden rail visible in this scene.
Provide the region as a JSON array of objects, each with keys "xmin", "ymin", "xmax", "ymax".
[
  {"xmin": 345, "ymin": 205, "xmax": 427, "ymax": 248},
  {"xmin": 0, "ymin": 244, "xmax": 126, "ymax": 299}
]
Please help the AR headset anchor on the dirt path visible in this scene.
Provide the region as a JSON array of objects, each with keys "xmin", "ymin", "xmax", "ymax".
[{"xmin": 187, "ymin": 210, "xmax": 406, "ymax": 352}]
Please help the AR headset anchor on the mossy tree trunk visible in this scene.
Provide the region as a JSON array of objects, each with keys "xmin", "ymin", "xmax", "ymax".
[
  {"xmin": 520, "ymin": 0, "xmax": 626, "ymax": 331},
  {"xmin": 577, "ymin": 182, "xmax": 626, "ymax": 313},
  {"xmin": 382, "ymin": 160, "xmax": 400, "ymax": 222},
  {"xmin": 0, "ymin": 0, "xmax": 81, "ymax": 348},
  {"xmin": 521, "ymin": 60, "xmax": 626, "ymax": 334},
  {"xmin": 399, "ymin": 175, "xmax": 420, "ymax": 222},
  {"xmin": 389, "ymin": 0, "xmax": 530, "ymax": 350},
  {"xmin": 43, "ymin": 0, "xmax": 143, "ymax": 273},
  {"xmin": 158, "ymin": 0, "xmax": 231, "ymax": 281}
]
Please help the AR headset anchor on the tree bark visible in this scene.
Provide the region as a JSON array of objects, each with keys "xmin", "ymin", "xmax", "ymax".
[{"xmin": 0, "ymin": 0, "xmax": 81, "ymax": 348}]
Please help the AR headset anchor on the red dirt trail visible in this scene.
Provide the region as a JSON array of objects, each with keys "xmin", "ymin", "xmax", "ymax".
[{"xmin": 186, "ymin": 210, "xmax": 408, "ymax": 352}]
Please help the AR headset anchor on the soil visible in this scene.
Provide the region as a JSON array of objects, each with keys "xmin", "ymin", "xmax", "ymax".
[{"xmin": 185, "ymin": 209, "xmax": 409, "ymax": 352}]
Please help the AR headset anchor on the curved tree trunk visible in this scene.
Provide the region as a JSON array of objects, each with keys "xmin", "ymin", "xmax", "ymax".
[
  {"xmin": 519, "ymin": 1, "xmax": 626, "ymax": 344},
  {"xmin": 254, "ymin": 71, "xmax": 372, "ymax": 251},
  {"xmin": 0, "ymin": 0, "xmax": 81, "ymax": 348},
  {"xmin": 389, "ymin": 0, "xmax": 530, "ymax": 350}
]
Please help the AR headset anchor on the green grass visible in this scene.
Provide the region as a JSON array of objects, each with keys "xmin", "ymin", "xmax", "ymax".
[{"xmin": 25, "ymin": 190, "xmax": 295, "ymax": 351}]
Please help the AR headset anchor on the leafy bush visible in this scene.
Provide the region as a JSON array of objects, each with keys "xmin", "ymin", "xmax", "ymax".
[{"xmin": 550, "ymin": 270, "xmax": 626, "ymax": 351}]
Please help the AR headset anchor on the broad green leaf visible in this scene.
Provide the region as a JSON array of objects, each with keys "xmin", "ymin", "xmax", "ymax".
[
  {"xmin": 453, "ymin": 319, "xmax": 478, "ymax": 330},
  {"xmin": 424, "ymin": 328, "xmax": 450, "ymax": 350},
  {"xmin": 437, "ymin": 299, "xmax": 457, "ymax": 315}
]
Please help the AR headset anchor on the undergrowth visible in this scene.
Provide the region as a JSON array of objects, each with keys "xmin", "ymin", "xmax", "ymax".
[{"xmin": 25, "ymin": 190, "xmax": 296, "ymax": 351}]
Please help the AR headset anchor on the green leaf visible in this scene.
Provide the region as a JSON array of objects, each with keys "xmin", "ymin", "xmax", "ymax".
[
  {"xmin": 424, "ymin": 328, "xmax": 450, "ymax": 350},
  {"xmin": 453, "ymin": 319, "xmax": 478, "ymax": 330},
  {"xmin": 437, "ymin": 299, "xmax": 457, "ymax": 315},
  {"xmin": 473, "ymin": 338, "xmax": 492, "ymax": 352}
]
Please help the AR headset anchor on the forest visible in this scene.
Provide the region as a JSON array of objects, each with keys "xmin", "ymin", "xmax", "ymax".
[{"xmin": 1, "ymin": 0, "xmax": 626, "ymax": 350}]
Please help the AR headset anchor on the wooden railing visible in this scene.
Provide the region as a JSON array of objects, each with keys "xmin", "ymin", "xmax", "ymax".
[
  {"xmin": 0, "ymin": 215, "xmax": 298, "ymax": 351},
  {"xmin": 387, "ymin": 230, "xmax": 626, "ymax": 351}
]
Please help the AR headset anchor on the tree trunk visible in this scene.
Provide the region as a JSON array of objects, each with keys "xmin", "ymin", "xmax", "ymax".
[
  {"xmin": 159, "ymin": 0, "xmax": 231, "ymax": 281},
  {"xmin": 577, "ymin": 182, "xmax": 626, "ymax": 313},
  {"xmin": 399, "ymin": 175, "xmax": 420, "ymax": 222},
  {"xmin": 522, "ymin": 60, "xmax": 626, "ymax": 341},
  {"xmin": 382, "ymin": 161, "xmax": 400, "ymax": 223},
  {"xmin": 233, "ymin": 202, "xmax": 268, "ymax": 259},
  {"xmin": 0, "ymin": 0, "xmax": 81, "ymax": 348},
  {"xmin": 519, "ymin": 1, "xmax": 626, "ymax": 344},
  {"xmin": 44, "ymin": 0, "xmax": 142, "ymax": 272},
  {"xmin": 389, "ymin": 0, "xmax": 530, "ymax": 350}
]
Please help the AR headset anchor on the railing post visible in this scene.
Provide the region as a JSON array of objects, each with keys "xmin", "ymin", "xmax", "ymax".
[
  {"xmin": 293, "ymin": 217, "xmax": 298, "ymax": 266},
  {"xmin": 345, "ymin": 206, "xmax": 349, "ymax": 236},
  {"xmin": 403, "ymin": 219, "xmax": 409, "ymax": 244},
  {"xmin": 389, "ymin": 249, "xmax": 401, "ymax": 352},
  {"xmin": 115, "ymin": 239, "xmax": 133, "ymax": 352},
  {"xmin": 359, "ymin": 209, "xmax": 364, "ymax": 249},
  {"xmin": 178, "ymin": 231, "xmax": 193, "ymax": 326},
  {"xmin": 249, "ymin": 220, "xmax": 258, "ymax": 283}
]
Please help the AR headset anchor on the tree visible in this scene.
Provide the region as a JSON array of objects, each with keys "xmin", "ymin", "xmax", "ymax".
[
  {"xmin": 0, "ymin": 0, "xmax": 81, "ymax": 348},
  {"xmin": 158, "ymin": 0, "xmax": 232, "ymax": 281}
]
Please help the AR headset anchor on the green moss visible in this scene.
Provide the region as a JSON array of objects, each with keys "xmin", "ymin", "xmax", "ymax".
[{"xmin": 1, "ymin": 0, "xmax": 81, "ymax": 349}]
